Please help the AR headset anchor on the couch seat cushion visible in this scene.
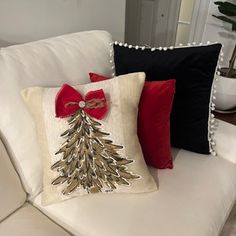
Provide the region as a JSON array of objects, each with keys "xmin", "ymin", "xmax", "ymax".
[
  {"xmin": 0, "ymin": 139, "xmax": 26, "ymax": 221},
  {"xmin": 215, "ymin": 119, "xmax": 236, "ymax": 164},
  {"xmin": 31, "ymin": 149, "xmax": 236, "ymax": 236},
  {"xmin": 0, "ymin": 203, "xmax": 71, "ymax": 236}
]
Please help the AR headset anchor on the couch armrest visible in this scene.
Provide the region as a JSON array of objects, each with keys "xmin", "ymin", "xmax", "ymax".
[{"xmin": 0, "ymin": 139, "xmax": 26, "ymax": 221}]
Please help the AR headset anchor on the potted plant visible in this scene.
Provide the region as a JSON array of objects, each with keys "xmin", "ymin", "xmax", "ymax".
[{"xmin": 212, "ymin": 1, "xmax": 236, "ymax": 111}]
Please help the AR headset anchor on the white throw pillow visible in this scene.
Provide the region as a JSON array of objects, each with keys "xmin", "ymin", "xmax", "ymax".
[
  {"xmin": 22, "ymin": 72, "xmax": 157, "ymax": 205},
  {"xmin": 215, "ymin": 119, "xmax": 236, "ymax": 163},
  {"xmin": 0, "ymin": 30, "xmax": 114, "ymax": 197}
]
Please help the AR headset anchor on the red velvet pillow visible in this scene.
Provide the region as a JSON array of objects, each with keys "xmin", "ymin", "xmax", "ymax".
[{"xmin": 89, "ymin": 73, "xmax": 176, "ymax": 169}]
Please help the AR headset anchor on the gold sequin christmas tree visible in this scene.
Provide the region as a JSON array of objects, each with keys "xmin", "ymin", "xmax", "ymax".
[{"xmin": 51, "ymin": 109, "xmax": 140, "ymax": 195}]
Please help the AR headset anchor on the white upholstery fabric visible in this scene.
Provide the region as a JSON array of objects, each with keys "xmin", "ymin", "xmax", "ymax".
[
  {"xmin": 0, "ymin": 203, "xmax": 71, "ymax": 236},
  {"xmin": 0, "ymin": 139, "xmax": 26, "ymax": 221},
  {"xmin": 215, "ymin": 119, "xmax": 236, "ymax": 164},
  {"xmin": 0, "ymin": 30, "xmax": 114, "ymax": 196},
  {"xmin": 32, "ymin": 149, "xmax": 236, "ymax": 236}
]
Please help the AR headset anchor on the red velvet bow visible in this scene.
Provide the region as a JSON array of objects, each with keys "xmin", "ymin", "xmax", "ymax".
[{"xmin": 55, "ymin": 84, "xmax": 107, "ymax": 120}]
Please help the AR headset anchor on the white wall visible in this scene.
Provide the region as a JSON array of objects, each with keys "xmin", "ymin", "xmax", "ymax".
[
  {"xmin": 0, "ymin": 0, "xmax": 126, "ymax": 45},
  {"xmin": 202, "ymin": 0, "xmax": 236, "ymax": 67}
]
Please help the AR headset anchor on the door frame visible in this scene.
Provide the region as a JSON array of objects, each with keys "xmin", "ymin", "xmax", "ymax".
[
  {"xmin": 165, "ymin": 0, "xmax": 182, "ymax": 46},
  {"xmin": 125, "ymin": 0, "xmax": 211, "ymax": 46},
  {"xmin": 189, "ymin": 0, "xmax": 211, "ymax": 43},
  {"xmin": 125, "ymin": 0, "xmax": 142, "ymax": 44}
]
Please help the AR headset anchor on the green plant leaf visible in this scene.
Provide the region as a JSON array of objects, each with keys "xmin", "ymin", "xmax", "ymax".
[
  {"xmin": 214, "ymin": 1, "xmax": 236, "ymax": 16},
  {"xmin": 212, "ymin": 15, "xmax": 236, "ymax": 31}
]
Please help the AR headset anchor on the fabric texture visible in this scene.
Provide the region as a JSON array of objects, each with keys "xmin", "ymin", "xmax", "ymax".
[
  {"xmin": 220, "ymin": 201, "xmax": 236, "ymax": 236},
  {"xmin": 31, "ymin": 149, "xmax": 236, "ymax": 236},
  {"xmin": 0, "ymin": 138, "xmax": 26, "ymax": 221},
  {"xmin": 215, "ymin": 119, "xmax": 236, "ymax": 164},
  {"xmin": 90, "ymin": 72, "xmax": 109, "ymax": 82},
  {"xmin": 22, "ymin": 72, "xmax": 157, "ymax": 205},
  {"xmin": 55, "ymin": 84, "xmax": 108, "ymax": 120},
  {"xmin": 0, "ymin": 30, "xmax": 114, "ymax": 197},
  {"xmin": 0, "ymin": 204, "xmax": 71, "ymax": 236},
  {"xmin": 114, "ymin": 44, "xmax": 222, "ymax": 154},
  {"xmin": 89, "ymin": 73, "xmax": 176, "ymax": 169}
]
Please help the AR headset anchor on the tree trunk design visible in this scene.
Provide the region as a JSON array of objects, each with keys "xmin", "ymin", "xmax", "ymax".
[{"xmin": 51, "ymin": 110, "xmax": 140, "ymax": 195}]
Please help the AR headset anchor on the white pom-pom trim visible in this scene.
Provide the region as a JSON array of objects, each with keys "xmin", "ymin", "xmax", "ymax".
[
  {"xmin": 211, "ymin": 151, "xmax": 217, "ymax": 156},
  {"xmin": 208, "ymin": 43, "xmax": 224, "ymax": 157},
  {"xmin": 111, "ymin": 40, "xmax": 223, "ymax": 156},
  {"xmin": 109, "ymin": 41, "xmax": 116, "ymax": 77}
]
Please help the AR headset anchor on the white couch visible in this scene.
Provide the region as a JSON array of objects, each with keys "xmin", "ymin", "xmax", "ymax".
[
  {"xmin": 1, "ymin": 30, "xmax": 236, "ymax": 236},
  {"xmin": 0, "ymin": 139, "xmax": 70, "ymax": 236}
]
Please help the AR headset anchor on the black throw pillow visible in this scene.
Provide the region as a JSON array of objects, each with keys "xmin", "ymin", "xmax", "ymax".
[{"xmin": 114, "ymin": 43, "xmax": 222, "ymax": 154}]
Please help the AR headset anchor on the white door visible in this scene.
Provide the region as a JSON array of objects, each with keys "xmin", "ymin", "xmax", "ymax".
[
  {"xmin": 125, "ymin": 0, "xmax": 211, "ymax": 46},
  {"xmin": 175, "ymin": 0, "xmax": 211, "ymax": 45}
]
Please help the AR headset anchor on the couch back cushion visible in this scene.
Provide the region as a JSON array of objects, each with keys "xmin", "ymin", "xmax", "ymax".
[
  {"xmin": 0, "ymin": 30, "xmax": 114, "ymax": 197},
  {"xmin": 0, "ymin": 138, "xmax": 26, "ymax": 221}
]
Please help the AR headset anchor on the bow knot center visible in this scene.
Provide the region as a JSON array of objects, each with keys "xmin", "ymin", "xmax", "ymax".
[
  {"xmin": 79, "ymin": 101, "xmax": 86, "ymax": 108},
  {"xmin": 65, "ymin": 98, "xmax": 106, "ymax": 110}
]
